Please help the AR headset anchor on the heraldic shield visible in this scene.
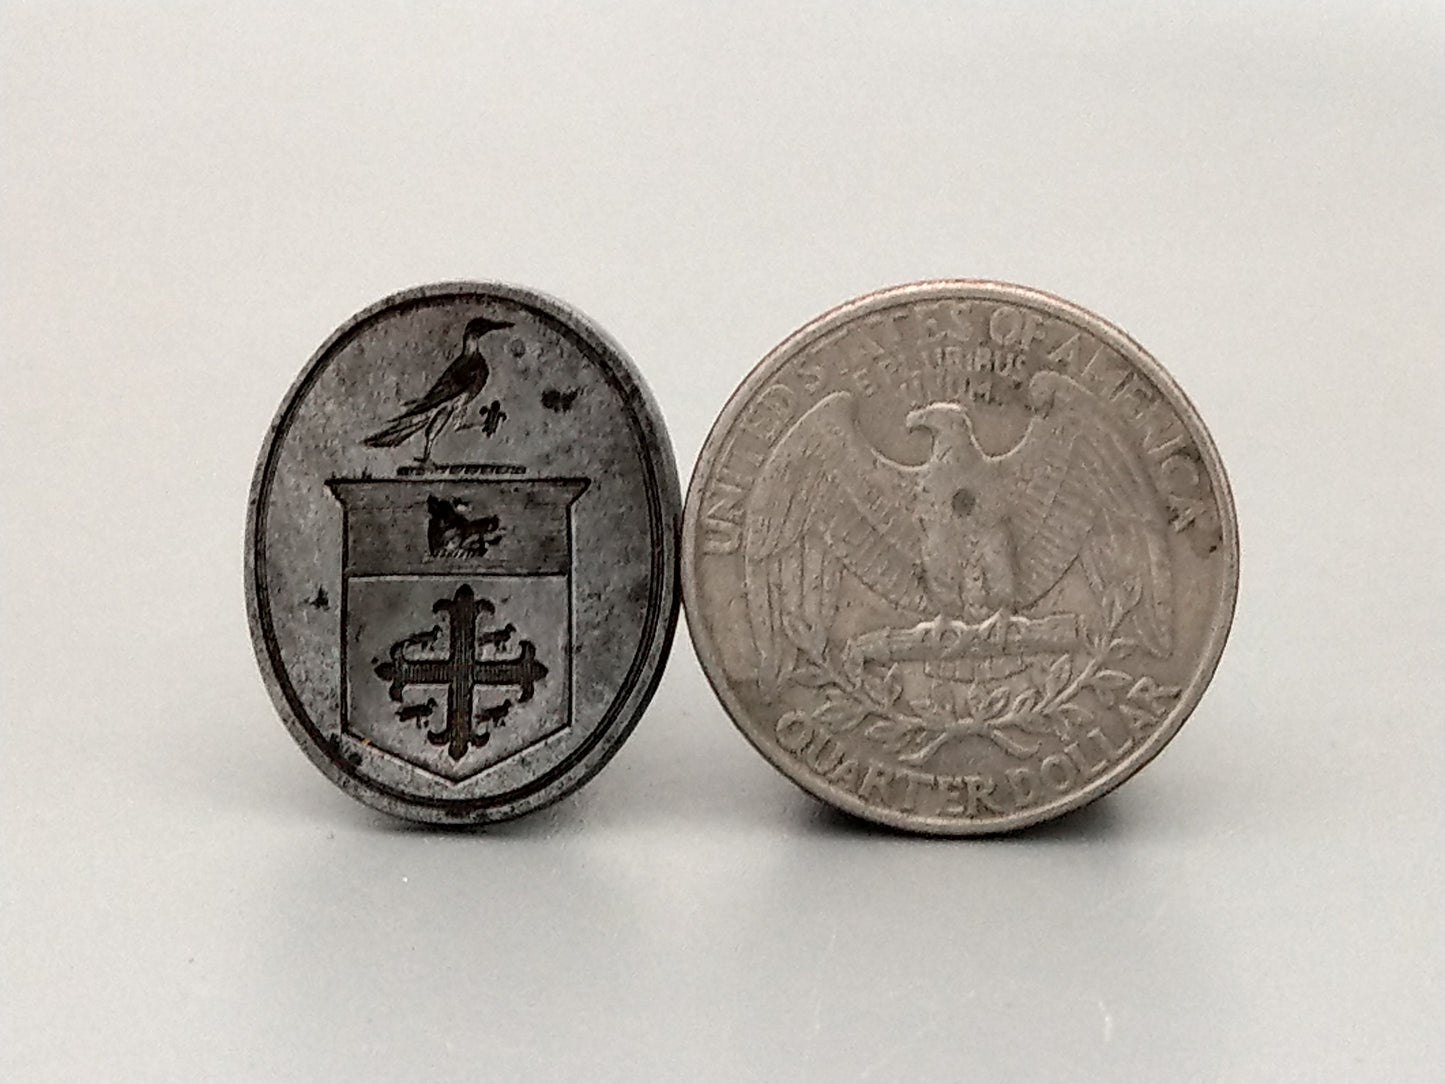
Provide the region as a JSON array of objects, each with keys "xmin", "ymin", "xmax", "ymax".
[{"xmin": 326, "ymin": 477, "xmax": 589, "ymax": 782}]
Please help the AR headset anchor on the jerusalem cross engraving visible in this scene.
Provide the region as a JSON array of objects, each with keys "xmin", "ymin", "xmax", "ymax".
[{"xmin": 375, "ymin": 584, "xmax": 547, "ymax": 761}]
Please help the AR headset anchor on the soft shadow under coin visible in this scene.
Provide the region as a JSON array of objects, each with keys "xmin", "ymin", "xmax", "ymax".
[
  {"xmin": 794, "ymin": 798, "xmax": 931, "ymax": 841},
  {"xmin": 334, "ymin": 784, "xmax": 594, "ymax": 841},
  {"xmin": 998, "ymin": 794, "xmax": 1120, "ymax": 843},
  {"xmin": 793, "ymin": 789, "xmax": 1122, "ymax": 843}
]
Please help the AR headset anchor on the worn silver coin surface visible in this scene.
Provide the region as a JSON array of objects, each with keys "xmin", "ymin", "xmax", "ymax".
[
  {"xmin": 247, "ymin": 282, "xmax": 680, "ymax": 823},
  {"xmin": 684, "ymin": 281, "xmax": 1237, "ymax": 833}
]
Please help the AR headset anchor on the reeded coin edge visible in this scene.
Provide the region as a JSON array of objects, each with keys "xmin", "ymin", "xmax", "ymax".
[
  {"xmin": 682, "ymin": 279, "xmax": 1239, "ymax": 835},
  {"xmin": 246, "ymin": 281, "xmax": 681, "ymax": 824}
]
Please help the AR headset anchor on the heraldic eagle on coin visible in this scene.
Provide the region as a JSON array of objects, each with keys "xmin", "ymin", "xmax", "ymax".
[{"xmin": 744, "ymin": 371, "xmax": 1173, "ymax": 692}]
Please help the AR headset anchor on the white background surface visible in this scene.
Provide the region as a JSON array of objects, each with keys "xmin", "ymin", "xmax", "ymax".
[{"xmin": 3, "ymin": 3, "xmax": 1442, "ymax": 1081}]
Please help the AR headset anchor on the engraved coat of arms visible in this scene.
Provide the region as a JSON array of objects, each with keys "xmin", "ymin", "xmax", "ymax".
[
  {"xmin": 327, "ymin": 479, "xmax": 588, "ymax": 781},
  {"xmin": 321, "ymin": 315, "xmax": 590, "ymax": 782}
]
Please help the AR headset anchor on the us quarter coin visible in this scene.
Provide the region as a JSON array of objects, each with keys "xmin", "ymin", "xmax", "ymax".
[
  {"xmin": 683, "ymin": 281, "xmax": 1237, "ymax": 834},
  {"xmin": 246, "ymin": 283, "xmax": 680, "ymax": 823}
]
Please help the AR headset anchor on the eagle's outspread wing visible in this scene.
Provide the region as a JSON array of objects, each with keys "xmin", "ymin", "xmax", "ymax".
[
  {"xmin": 743, "ymin": 392, "xmax": 928, "ymax": 691},
  {"xmin": 1001, "ymin": 371, "xmax": 1173, "ymax": 655}
]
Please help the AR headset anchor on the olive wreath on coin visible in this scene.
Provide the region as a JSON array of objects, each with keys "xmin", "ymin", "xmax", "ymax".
[{"xmin": 789, "ymin": 588, "xmax": 1182, "ymax": 766}]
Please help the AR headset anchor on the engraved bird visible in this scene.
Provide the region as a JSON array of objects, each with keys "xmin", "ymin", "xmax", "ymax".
[
  {"xmin": 743, "ymin": 370, "xmax": 1173, "ymax": 691},
  {"xmin": 363, "ymin": 316, "xmax": 513, "ymax": 462}
]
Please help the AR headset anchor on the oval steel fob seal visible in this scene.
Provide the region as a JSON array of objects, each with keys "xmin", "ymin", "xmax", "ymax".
[
  {"xmin": 247, "ymin": 283, "xmax": 680, "ymax": 823},
  {"xmin": 683, "ymin": 281, "xmax": 1237, "ymax": 834}
]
